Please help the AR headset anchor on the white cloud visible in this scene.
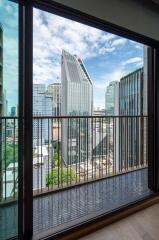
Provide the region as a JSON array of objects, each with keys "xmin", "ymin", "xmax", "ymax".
[
  {"xmin": 33, "ymin": 8, "xmax": 128, "ymax": 84},
  {"xmin": 5, "ymin": 4, "xmax": 13, "ymax": 14},
  {"xmin": 98, "ymin": 46, "xmax": 116, "ymax": 54},
  {"xmin": 122, "ymin": 57, "xmax": 143, "ymax": 66},
  {"xmin": 112, "ymin": 38, "xmax": 127, "ymax": 47},
  {"xmin": 129, "ymin": 40, "xmax": 143, "ymax": 50},
  {"xmin": 33, "ymin": 9, "xmax": 141, "ymax": 109},
  {"xmin": 135, "ymin": 44, "xmax": 143, "ymax": 50}
]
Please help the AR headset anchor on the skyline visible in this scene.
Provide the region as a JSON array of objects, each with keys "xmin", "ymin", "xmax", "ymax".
[
  {"xmin": 6, "ymin": 64, "xmax": 145, "ymax": 115},
  {"xmin": 0, "ymin": 1, "xmax": 144, "ymax": 110},
  {"xmin": 33, "ymin": 8, "xmax": 144, "ymax": 109}
]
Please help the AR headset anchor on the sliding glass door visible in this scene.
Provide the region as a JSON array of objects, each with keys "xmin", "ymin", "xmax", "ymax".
[
  {"xmin": 0, "ymin": 1, "xmax": 19, "ymax": 239},
  {"xmin": 0, "ymin": 1, "xmax": 159, "ymax": 239}
]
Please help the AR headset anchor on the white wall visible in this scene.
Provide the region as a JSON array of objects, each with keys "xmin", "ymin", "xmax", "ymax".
[{"xmin": 54, "ymin": 0, "xmax": 159, "ymax": 42}]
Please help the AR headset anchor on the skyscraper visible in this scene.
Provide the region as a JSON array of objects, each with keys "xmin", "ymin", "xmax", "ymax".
[
  {"xmin": 10, "ymin": 106, "xmax": 16, "ymax": 117},
  {"xmin": 104, "ymin": 81, "xmax": 120, "ymax": 172},
  {"xmin": 105, "ymin": 81, "xmax": 119, "ymax": 115},
  {"xmin": 47, "ymin": 83, "xmax": 61, "ymax": 117},
  {"xmin": 119, "ymin": 68, "xmax": 146, "ymax": 170},
  {"xmin": 33, "ymin": 84, "xmax": 52, "ymax": 146},
  {"xmin": 61, "ymin": 50, "xmax": 93, "ymax": 164},
  {"xmin": 3, "ymin": 89, "xmax": 8, "ymax": 116}
]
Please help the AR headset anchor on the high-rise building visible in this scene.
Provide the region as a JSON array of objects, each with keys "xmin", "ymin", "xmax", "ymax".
[
  {"xmin": 114, "ymin": 81, "xmax": 120, "ymax": 172},
  {"xmin": 104, "ymin": 81, "xmax": 120, "ymax": 172},
  {"xmin": 105, "ymin": 81, "xmax": 119, "ymax": 115},
  {"xmin": 33, "ymin": 84, "xmax": 52, "ymax": 146},
  {"xmin": 47, "ymin": 83, "xmax": 61, "ymax": 117},
  {"xmin": 61, "ymin": 50, "xmax": 93, "ymax": 164},
  {"xmin": 119, "ymin": 68, "xmax": 143, "ymax": 115},
  {"xmin": 10, "ymin": 106, "xmax": 16, "ymax": 117},
  {"xmin": 119, "ymin": 68, "xmax": 145, "ymax": 169},
  {"xmin": 143, "ymin": 46, "xmax": 148, "ymax": 116},
  {"xmin": 93, "ymin": 107, "xmax": 105, "ymax": 116},
  {"xmin": 3, "ymin": 89, "xmax": 8, "ymax": 116}
]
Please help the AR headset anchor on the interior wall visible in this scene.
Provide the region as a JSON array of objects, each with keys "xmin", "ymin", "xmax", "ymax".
[{"xmin": 54, "ymin": 0, "xmax": 159, "ymax": 42}]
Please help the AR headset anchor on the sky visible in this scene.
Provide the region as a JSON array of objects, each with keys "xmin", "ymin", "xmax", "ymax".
[
  {"xmin": 33, "ymin": 8, "xmax": 144, "ymax": 109},
  {"xmin": 0, "ymin": 1, "xmax": 144, "ymax": 113},
  {"xmin": 0, "ymin": 0, "xmax": 18, "ymax": 112}
]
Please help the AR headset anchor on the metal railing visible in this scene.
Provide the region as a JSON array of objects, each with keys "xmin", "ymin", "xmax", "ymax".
[
  {"xmin": 0, "ymin": 117, "xmax": 18, "ymax": 202},
  {"xmin": 0, "ymin": 115, "xmax": 148, "ymax": 201},
  {"xmin": 33, "ymin": 115, "xmax": 148, "ymax": 195}
]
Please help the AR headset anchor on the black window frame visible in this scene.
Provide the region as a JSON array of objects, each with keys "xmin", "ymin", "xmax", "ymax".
[{"xmin": 17, "ymin": 0, "xmax": 159, "ymax": 239}]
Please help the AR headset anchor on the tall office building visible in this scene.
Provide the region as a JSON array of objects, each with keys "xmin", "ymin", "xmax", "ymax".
[
  {"xmin": 0, "ymin": 25, "xmax": 3, "ymax": 201},
  {"xmin": 143, "ymin": 46, "xmax": 148, "ymax": 115},
  {"xmin": 61, "ymin": 50, "xmax": 93, "ymax": 164},
  {"xmin": 119, "ymin": 68, "xmax": 145, "ymax": 169},
  {"xmin": 105, "ymin": 81, "xmax": 119, "ymax": 115},
  {"xmin": 47, "ymin": 83, "xmax": 61, "ymax": 117},
  {"xmin": 33, "ymin": 84, "xmax": 52, "ymax": 146},
  {"xmin": 3, "ymin": 89, "xmax": 8, "ymax": 116},
  {"xmin": 10, "ymin": 106, "xmax": 16, "ymax": 117},
  {"xmin": 114, "ymin": 81, "xmax": 120, "ymax": 172},
  {"xmin": 103, "ymin": 81, "xmax": 120, "ymax": 172}
]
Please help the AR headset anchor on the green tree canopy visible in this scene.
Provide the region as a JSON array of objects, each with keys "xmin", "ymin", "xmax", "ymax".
[
  {"xmin": 46, "ymin": 167, "xmax": 77, "ymax": 186},
  {"xmin": 52, "ymin": 153, "xmax": 61, "ymax": 167},
  {"xmin": 3, "ymin": 144, "xmax": 18, "ymax": 168}
]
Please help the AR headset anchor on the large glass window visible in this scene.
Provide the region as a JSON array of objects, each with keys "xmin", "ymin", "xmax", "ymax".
[
  {"xmin": 0, "ymin": 1, "xmax": 18, "ymax": 239},
  {"xmin": 32, "ymin": 7, "xmax": 149, "ymax": 238}
]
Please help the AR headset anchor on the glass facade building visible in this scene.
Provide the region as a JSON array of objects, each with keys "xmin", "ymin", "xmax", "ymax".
[
  {"xmin": 11, "ymin": 106, "xmax": 16, "ymax": 117},
  {"xmin": 33, "ymin": 84, "xmax": 52, "ymax": 146},
  {"xmin": 104, "ymin": 81, "xmax": 120, "ymax": 172},
  {"xmin": 61, "ymin": 50, "xmax": 93, "ymax": 164},
  {"xmin": 119, "ymin": 68, "xmax": 147, "ymax": 169},
  {"xmin": 47, "ymin": 83, "xmax": 61, "ymax": 117},
  {"xmin": 105, "ymin": 81, "xmax": 119, "ymax": 116}
]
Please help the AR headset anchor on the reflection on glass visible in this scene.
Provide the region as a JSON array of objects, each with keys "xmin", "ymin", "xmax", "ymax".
[{"xmin": 0, "ymin": 1, "xmax": 18, "ymax": 239}]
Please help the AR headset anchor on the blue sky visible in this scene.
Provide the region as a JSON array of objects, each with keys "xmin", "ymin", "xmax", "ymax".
[
  {"xmin": 33, "ymin": 9, "xmax": 144, "ymax": 109},
  {"xmin": 0, "ymin": 1, "xmax": 144, "ymax": 113},
  {"xmin": 0, "ymin": 0, "xmax": 18, "ymax": 112}
]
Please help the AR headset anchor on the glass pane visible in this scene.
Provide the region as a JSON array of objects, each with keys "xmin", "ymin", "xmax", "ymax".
[
  {"xmin": 33, "ymin": 7, "xmax": 150, "ymax": 238},
  {"xmin": 0, "ymin": 1, "xmax": 19, "ymax": 239}
]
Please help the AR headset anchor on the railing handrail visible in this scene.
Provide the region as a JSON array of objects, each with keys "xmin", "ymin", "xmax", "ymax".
[
  {"xmin": 0, "ymin": 115, "xmax": 148, "ymax": 119},
  {"xmin": 0, "ymin": 116, "xmax": 18, "ymax": 119},
  {"xmin": 0, "ymin": 113, "xmax": 148, "ymax": 201},
  {"xmin": 33, "ymin": 115, "xmax": 148, "ymax": 119}
]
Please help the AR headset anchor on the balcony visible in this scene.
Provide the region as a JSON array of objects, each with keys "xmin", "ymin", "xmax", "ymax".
[{"xmin": 0, "ymin": 116, "xmax": 152, "ymax": 239}]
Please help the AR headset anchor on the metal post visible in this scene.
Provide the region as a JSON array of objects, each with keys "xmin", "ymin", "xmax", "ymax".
[
  {"xmin": 148, "ymin": 46, "xmax": 159, "ymax": 191},
  {"xmin": 18, "ymin": 0, "xmax": 33, "ymax": 239}
]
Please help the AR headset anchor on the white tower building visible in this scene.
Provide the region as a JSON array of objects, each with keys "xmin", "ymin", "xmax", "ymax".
[{"xmin": 61, "ymin": 50, "xmax": 93, "ymax": 165}]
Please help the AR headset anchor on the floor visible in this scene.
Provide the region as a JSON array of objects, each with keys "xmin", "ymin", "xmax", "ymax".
[
  {"xmin": 80, "ymin": 202, "xmax": 159, "ymax": 240},
  {"xmin": 0, "ymin": 168, "xmax": 152, "ymax": 240}
]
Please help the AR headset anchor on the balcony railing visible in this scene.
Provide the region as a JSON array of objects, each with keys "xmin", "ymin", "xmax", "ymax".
[
  {"xmin": 0, "ymin": 117, "xmax": 18, "ymax": 201},
  {"xmin": 0, "ymin": 116, "xmax": 148, "ymax": 202},
  {"xmin": 32, "ymin": 116, "xmax": 148, "ymax": 195},
  {"xmin": 0, "ymin": 115, "xmax": 150, "ymax": 240}
]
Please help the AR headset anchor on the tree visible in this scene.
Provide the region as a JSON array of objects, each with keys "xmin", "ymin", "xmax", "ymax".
[
  {"xmin": 46, "ymin": 167, "xmax": 77, "ymax": 186},
  {"xmin": 4, "ymin": 144, "xmax": 18, "ymax": 168},
  {"xmin": 52, "ymin": 153, "xmax": 61, "ymax": 167}
]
